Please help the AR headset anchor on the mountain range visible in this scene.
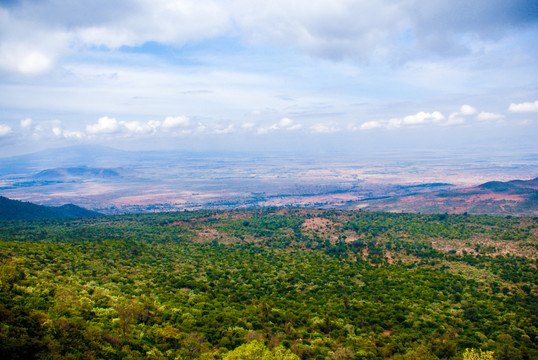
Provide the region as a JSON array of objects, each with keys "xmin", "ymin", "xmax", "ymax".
[{"xmin": 33, "ymin": 166, "xmax": 123, "ymax": 180}]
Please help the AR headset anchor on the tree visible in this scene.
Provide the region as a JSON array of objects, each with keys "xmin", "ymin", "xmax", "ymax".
[
  {"xmin": 183, "ymin": 332, "xmax": 209, "ymax": 360},
  {"xmin": 115, "ymin": 299, "xmax": 140, "ymax": 341},
  {"xmin": 223, "ymin": 340, "xmax": 299, "ymax": 360},
  {"xmin": 328, "ymin": 346, "xmax": 354, "ymax": 359},
  {"xmin": 462, "ymin": 348, "xmax": 494, "ymax": 360}
]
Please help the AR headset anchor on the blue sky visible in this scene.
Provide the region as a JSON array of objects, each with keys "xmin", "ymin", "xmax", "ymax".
[{"xmin": 0, "ymin": 0, "xmax": 537, "ymax": 157}]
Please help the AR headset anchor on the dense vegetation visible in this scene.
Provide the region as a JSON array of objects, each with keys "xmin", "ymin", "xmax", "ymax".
[{"xmin": 0, "ymin": 209, "xmax": 536, "ymax": 359}]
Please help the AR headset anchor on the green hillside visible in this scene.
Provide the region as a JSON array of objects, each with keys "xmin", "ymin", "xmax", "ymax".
[{"xmin": 0, "ymin": 209, "xmax": 536, "ymax": 359}]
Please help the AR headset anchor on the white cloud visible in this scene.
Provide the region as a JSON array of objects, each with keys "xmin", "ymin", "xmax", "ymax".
[
  {"xmin": 62, "ymin": 130, "xmax": 84, "ymax": 139},
  {"xmin": 0, "ymin": 124, "xmax": 12, "ymax": 137},
  {"xmin": 120, "ymin": 120, "xmax": 156, "ymax": 135},
  {"xmin": 460, "ymin": 105, "xmax": 476, "ymax": 115},
  {"xmin": 359, "ymin": 121, "xmax": 382, "ymax": 130},
  {"xmin": 18, "ymin": 51, "xmax": 51, "ymax": 74},
  {"xmin": 148, "ymin": 120, "xmax": 161, "ymax": 129},
  {"xmin": 405, "ymin": 111, "xmax": 444, "ymax": 124},
  {"xmin": 443, "ymin": 112, "xmax": 465, "ymax": 126},
  {"xmin": 20, "ymin": 118, "xmax": 33, "ymax": 128},
  {"xmin": 277, "ymin": 117, "xmax": 293, "ymax": 128},
  {"xmin": 213, "ymin": 124, "xmax": 234, "ymax": 134},
  {"xmin": 85, "ymin": 116, "xmax": 185, "ymax": 137},
  {"xmin": 310, "ymin": 123, "xmax": 340, "ymax": 133},
  {"xmin": 0, "ymin": 42, "xmax": 54, "ymax": 75},
  {"xmin": 386, "ymin": 118, "xmax": 401, "ymax": 129},
  {"xmin": 0, "ymin": 7, "xmax": 70, "ymax": 75},
  {"xmin": 54, "ymin": 115, "xmax": 200, "ymax": 139},
  {"xmin": 86, "ymin": 116, "xmax": 120, "ymax": 135},
  {"xmin": 31, "ymin": 125, "xmax": 45, "ymax": 137},
  {"xmin": 275, "ymin": 117, "xmax": 302, "ymax": 131},
  {"xmin": 288, "ymin": 124, "xmax": 303, "ymax": 131},
  {"xmin": 162, "ymin": 116, "xmax": 191, "ymax": 129},
  {"xmin": 432, "ymin": 105, "xmax": 482, "ymax": 126},
  {"xmin": 52, "ymin": 127, "xmax": 62, "ymax": 136},
  {"xmin": 52, "ymin": 125, "xmax": 84, "ymax": 139},
  {"xmin": 509, "ymin": 100, "xmax": 538, "ymax": 112},
  {"xmin": 358, "ymin": 111, "xmax": 453, "ymax": 130},
  {"xmin": 257, "ymin": 117, "xmax": 302, "ymax": 133},
  {"xmin": 0, "ymin": 1, "xmax": 230, "ymax": 75},
  {"xmin": 77, "ymin": 0, "xmax": 231, "ymax": 49},
  {"xmin": 477, "ymin": 112, "xmax": 504, "ymax": 121},
  {"xmin": 387, "ymin": 111, "xmax": 445, "ymax": 129}
]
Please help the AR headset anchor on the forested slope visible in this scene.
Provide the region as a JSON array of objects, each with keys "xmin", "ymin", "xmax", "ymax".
[
  {"xmin": 0, "ymin": 209, "xmax": 536, "ymax": 359},
  {"xmin": 0, "ymin": 196, "xmax": 102, "ymax": 220}
]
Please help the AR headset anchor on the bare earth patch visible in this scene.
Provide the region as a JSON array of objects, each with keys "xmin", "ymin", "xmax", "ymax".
[
  {"xmin": 431, "ymin": 236, "xmax": 537, "ymax": 259},
  {"xmin": 301, "ymin": 217, "xmax": 336, "ymax": 231}
]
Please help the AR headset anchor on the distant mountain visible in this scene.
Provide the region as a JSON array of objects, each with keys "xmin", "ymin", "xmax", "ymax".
[
  {"xmin": 0, "ymin": 196, "xmax": 102, "ymax": 220},
  {"xmin": 352, "ymin": 177, "xmax": 538, "ymax": 216},
  {"xmin": 0, "ymin": 145, "xmax": 132, "ymax": 175},
  {"xmin": 0, "ymin": 144, "xmax": 212, "ymax": 177},
  {"xmin": 34, "ymin": 166, "xmax": 122, "ymax": 180}
]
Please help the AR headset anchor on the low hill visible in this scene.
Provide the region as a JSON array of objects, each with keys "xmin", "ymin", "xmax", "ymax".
[
  {"xmin": 350, "ymin": 177, "xmax": 538, "ymax": 216},
  {"xmin": 0, "ymin": 196, "xmax": 102, "ymax": 220}
]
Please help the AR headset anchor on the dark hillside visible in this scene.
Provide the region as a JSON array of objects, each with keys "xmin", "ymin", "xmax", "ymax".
[
  {"xmin": 0, "ymin": 196, "xmax": 102, "ymax": 220},
  {"xmin": 478, "ymin": 180, "xmax": 518, "ymax": 192}
]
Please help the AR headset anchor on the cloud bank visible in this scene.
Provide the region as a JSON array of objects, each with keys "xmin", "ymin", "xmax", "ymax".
[
  {"xmin": 3, "ymin": 101, "xmax": 526, "ymax": 144},
  {"xmin": 1, "ymin": 0, "xmax": 537, "ymax": 75}
]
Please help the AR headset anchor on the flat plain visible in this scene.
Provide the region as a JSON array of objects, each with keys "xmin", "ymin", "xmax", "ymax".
[{"xmin": 1, "ymin": 146, "xmax": 536, "ymax": 215}]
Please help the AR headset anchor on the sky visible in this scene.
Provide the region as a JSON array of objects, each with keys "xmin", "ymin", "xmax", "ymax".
[{"xmin": 0, "ymin": 0, "xmax": 537, "ymax": 157}]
